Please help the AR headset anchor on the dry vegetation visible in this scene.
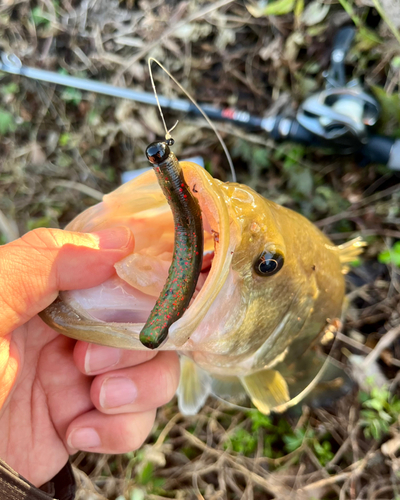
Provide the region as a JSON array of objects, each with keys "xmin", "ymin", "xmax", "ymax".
[{"xmin": 1, "ymin": 0, "xmax": 400, "ymax": 498}]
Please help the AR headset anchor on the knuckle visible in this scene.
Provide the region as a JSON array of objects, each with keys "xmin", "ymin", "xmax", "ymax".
[
  {"xmin": 19, "ymin": 229, "xmax": 59, "ymax": 278},
  {"xmin": 20, "ymin": 228, "xmax": 60, "ymax": 263},
  {"xmin": 115, "ymin": 413, "xmax": 155, "ymax": 451},
  {"xmin": 156, "ymin": 355, "xmax": 179, "ymax": 404},
  {"xmin": 22, "ymin": 227, "xmax": 52, "ymax": 247},
  {"xmin": 126, "ymin": 350, "xmax": 157, "ymax": 367}
]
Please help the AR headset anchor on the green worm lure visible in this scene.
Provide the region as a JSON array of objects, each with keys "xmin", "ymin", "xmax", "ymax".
[{"xmin": 140, "ymin": 140, "xmax": 204, "ymax": 349}]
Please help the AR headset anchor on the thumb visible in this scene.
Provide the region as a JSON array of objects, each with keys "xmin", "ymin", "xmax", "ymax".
[{"xmin": 0, "ymin": 226, "xmax": 134, "ymax": 335}]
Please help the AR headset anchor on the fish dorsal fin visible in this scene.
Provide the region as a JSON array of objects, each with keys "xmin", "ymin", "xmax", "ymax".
[
  {"xmin": 177, "ymin": 356, "xmax": 211, "ymax": 416},
  {"xmin": 337, "ymin": 236, "xmax": 366, "ymax": 274},
  {"xmin": 240, "ymin": 369, "xmax": 290, "ymax": 415}
]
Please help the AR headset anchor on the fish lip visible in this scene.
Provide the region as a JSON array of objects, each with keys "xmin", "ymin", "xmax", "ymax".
[{"xmin": 167, "ymin": 161, "xmax": 235, "ymax": 347}]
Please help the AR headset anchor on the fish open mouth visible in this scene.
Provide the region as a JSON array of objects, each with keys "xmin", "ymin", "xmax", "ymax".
[{"xmin": 41, "ymin": 161, "xmax": 235, "ymax": 350}]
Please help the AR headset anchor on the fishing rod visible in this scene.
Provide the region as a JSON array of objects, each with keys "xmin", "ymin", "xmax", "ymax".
[{"xmin": 0, "ymin": 26, "xmax": 399, "ymax": 168}]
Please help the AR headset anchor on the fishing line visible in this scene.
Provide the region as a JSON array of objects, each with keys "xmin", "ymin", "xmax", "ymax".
[
  {"xmin": 148, "ymin": 57, "xmax": 237, "ymax": 182},
  {"xmin": 272, "ymin": 322, "xmax": 343, "ymax": 414},
  {"xmin": 148, "ymin": 59, "xmax": 179, "ymax": 143}
]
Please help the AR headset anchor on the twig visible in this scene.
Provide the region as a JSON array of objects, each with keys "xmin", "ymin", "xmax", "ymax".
[
  {"xmin": 328, "ymin": 229, "xmax": 400, "ymax": 241},
  {"xmin": 349, "ymin": 406, "xmax": 360, "ymax": 499},
  {"xmin": 154, "ymin": 413, "xmax": 182, "ymax": 447},
  {"xmin": 335, "ymin": 331, "xmax": 400, "ymax": 368},
  {"xmin": 301, "ymin": 472, "xmax": 352, "ymax": 492},
  {"xmin": 148, "ymin": 496, "xmax": 183, "ymax": 500},
  {"xmin": 52, "ymin": 180, "xmax": 104, "ymax": 200},
  {"xmin": 317, "ymin": 183, "xmax": 400, "ymax": 229},
  {"xmin": 371, "ymin": 484, "xmax": 396, "ymax": 500},
  {"xmin": 181, "ymin": 429, "xmax": 290, "ymax": 497},
  {"xmin": 362, "ymin": 324, "xmax": 400, "ymax": 368},
  {"xmin": 315, "ymin": 209, "xmax": 371, "ymax": 228},
  {"xmin": 327, "ymin": 431, "xmax": 354, "ymax": 468}
]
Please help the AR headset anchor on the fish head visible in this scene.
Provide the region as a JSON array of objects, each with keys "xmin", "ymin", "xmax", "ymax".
[
  {"xmin": 40, "ymin": 161, "xmax": 345, "ymax": 376},
  {"xmin": 179, "ymin": 179, "xmax": 345, "ymax": 374}
]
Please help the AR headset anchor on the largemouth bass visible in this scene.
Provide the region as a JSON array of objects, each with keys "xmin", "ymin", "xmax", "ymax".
[{"xmin": 40, "ymin": 150, "xmax": 364, "ymax": 415}]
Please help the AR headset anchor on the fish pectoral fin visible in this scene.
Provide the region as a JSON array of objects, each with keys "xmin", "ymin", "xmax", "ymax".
[
  {"xmin": 240, "ymin": 369, "xmax": 290, "ymax": 415},
  {"xmin": 177, "ymin": 356, "xmax": 211, "ymax": 416}
]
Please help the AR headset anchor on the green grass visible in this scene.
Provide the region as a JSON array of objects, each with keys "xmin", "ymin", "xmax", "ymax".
[{"xmin": 360, "ymin": 388, "xmax": 400, "ymax": 440}]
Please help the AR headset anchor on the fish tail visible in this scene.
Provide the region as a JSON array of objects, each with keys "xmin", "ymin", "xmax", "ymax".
[{"xmin": 337, "ymin": 236, "xmax": 366, "ymax": 274}]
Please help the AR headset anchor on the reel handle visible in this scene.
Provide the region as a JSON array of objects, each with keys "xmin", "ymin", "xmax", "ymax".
[{"xmin": 326, "ymin": 26, "xmax": 356, "ymax": 88}]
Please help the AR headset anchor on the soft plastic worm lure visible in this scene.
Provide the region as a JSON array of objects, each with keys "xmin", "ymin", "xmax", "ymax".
[{"xmin": 139, "ymin": 140, "xmax": 204, "ymax": 349}]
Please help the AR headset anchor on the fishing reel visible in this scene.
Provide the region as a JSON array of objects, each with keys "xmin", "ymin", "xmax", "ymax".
[
  {"xmin": 297, "ymin": 86, "xmax": 380, "ymax": 152},
  {"xmin": 263, "ymin": 26, "xmax": 399, "ymax": 168},
  {"xmin": 296, "ymin": 27, "xmax": 380, "ymax": 152}
]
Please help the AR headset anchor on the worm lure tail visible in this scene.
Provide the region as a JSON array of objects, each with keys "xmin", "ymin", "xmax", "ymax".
[{"xmin": 140, "ymin": 141, "xmax": 204, "ymax": 349}]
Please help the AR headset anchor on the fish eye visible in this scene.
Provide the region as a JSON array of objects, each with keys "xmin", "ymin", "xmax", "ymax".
[{"xmin": 254, "ymin": 251, "xmax": 284, "ymax": 277}]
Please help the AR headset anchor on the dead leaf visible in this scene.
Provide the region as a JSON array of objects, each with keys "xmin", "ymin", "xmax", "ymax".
[
  {"xmin": 348, "ymin": 354, "xmax": 389, "ymax": 391},
  {"xmin": 246, "ymin": 0, "xmax": 295, "ymax": 17},
  {"xmin": 380, "ymin": 349, "xmax": 394, "ymax": 366},
  {"xmin": 173, "ymin": 23, "xmax": 213, "ymax": 42},
  {"xmin": 284, "ymin": 32, "xmax": 304, "ymax": 62},
  {"xmin": 301, "ymin": 0, "xmax": 330, "ymax": 26},
  {"xmin": 120, "ymin": 119, "xmax": 147, "ymax": 139},
  {"xmin": 30, "ymin": 142, "xmax": 46, "ymax": 166},
  {"xmin": 259, "ymin": 37, "xmax": 283, "ymax": 61},
  {"xmin": 381, "ymin": 434, "xmax": 400, "ymax": 456},
  {"xmin": 216, "ymin": 29, "xmax": 236, "ymax": 50}
]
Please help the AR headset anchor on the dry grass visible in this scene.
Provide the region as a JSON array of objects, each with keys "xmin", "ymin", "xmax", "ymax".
[{"xmin": 1, "ymin": 0, "xmax": 400, "ymax": 498}]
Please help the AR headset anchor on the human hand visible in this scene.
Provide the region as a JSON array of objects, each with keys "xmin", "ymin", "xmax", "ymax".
[{"xmin": 0, "ymin": 227, "xmax": 179, "ymax": 487}]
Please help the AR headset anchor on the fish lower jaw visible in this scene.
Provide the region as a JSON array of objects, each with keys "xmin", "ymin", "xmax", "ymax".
[
  {"xmin": 47, "ymin": 251, "xmax": 213, "ymax": 351},
  {"xmin": 62, "ymin": 260, "xmax": 211, "ymax": 322}
]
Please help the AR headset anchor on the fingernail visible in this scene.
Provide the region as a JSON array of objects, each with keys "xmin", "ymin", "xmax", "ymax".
[
  {"xmin": 100, "ymin": 376, "xmax": 138, "ymax": 409},
  {"xmin": 85, "ymin": 344, "xmax": 121, "ymax": 374},
  {"xmin": 68, "ymin": 428, "xmax": 101, "ymax": 449},
  {"xmin": 95, "ymin": 227, "xmax": 133, "ymax": 250}
]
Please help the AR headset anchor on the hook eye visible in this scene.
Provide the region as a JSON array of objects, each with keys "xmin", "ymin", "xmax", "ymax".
[{"xmin": 1, "ymin": 53, "xmax": 22, "ymax": 69}]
